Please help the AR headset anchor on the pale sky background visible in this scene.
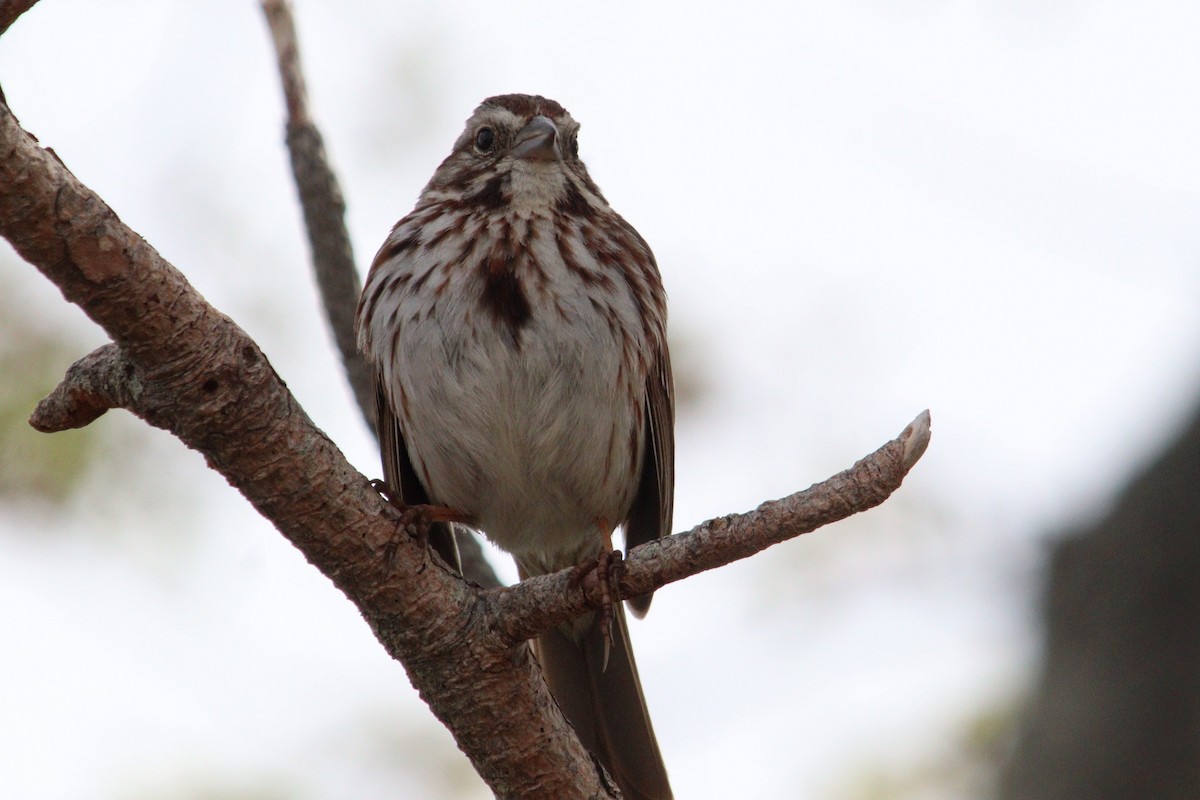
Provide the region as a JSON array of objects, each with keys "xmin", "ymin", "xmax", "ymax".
[{"xmin": 2, "ymin": 1, "xmax": 1198, "ymax": 798}]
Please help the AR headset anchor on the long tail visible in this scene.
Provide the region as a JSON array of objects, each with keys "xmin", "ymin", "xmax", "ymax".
[{"xmin": 535, "ymin": 606, "xmax": 673, "ymax": 800}]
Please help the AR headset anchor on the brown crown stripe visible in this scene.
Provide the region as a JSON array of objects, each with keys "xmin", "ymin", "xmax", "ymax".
[{"xmin": 481, "ymin": 94, "xmax": 569, "ymax": 119}]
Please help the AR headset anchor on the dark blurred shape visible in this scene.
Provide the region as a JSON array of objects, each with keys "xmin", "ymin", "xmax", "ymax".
[{"xmin": 1001, "ymin": 403, "xmax": 1200, "ymax": 798}]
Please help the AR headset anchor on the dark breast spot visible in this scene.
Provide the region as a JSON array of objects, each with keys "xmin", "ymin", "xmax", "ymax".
[{"xmin": 479, "ymin": 255, "xmax": 532, "ymax": 344}]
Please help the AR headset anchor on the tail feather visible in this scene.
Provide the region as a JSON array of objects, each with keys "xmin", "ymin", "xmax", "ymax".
[{"xmin": 535, "ymin": 607, "xmax": 672, "ymax": 800}]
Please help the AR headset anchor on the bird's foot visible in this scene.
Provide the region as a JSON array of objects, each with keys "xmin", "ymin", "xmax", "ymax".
[
  {"xmin": 369, "ymin": 479, "xmax": 469, "ymax": 565},
  {"xmin": 370, "ymin": 478, "xmax": 470, "ymax": 522},
  {"xmin": 569, "ymin": 549, "xmax": 625, "ymax": 669}
]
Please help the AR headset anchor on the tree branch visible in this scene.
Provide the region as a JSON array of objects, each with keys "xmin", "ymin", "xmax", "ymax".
[
  {"xmin": 489, "ymin": 411, "xmax": 931, "ymax": 646},
  {"xmin": 29, "ymin": 342, "xmax": 132, "ymax": 431},
  {"xmin": 259, "ymin": 0, "xmax": 501, "ymax": 590},
  {"xmin": 0, "ymin": 96, "xmax": 606, "ymax": 798},
  {"xmin": 261, "ymin": 0, "xmax": 372, "ymax": 425},
  {"xmin": 0, "ymin": 0, "xmax": 40, "ymax": 37}
]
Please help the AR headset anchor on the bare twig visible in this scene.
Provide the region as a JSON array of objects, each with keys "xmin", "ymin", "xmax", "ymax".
[
  {"xmin": 260, "ymin": 0, "xmax": 310, "ymax": 125},
  {"xmin": 0, "ymin": 0, "xmax": 40, "ymax": 37},
  {"xmin": 29, "ymin": 343, "xmax": 133, "ymax": 431},
  {"xmin": 261, "ymin": 0, "xmax": 372, "ymax": 425},
  {"xmin": 490, "ymin": 411, "xmax": 932, "ymax": 645},
  {"xmin": 259, "ymin": 0, "xmax": 500, "ymax": 589}
]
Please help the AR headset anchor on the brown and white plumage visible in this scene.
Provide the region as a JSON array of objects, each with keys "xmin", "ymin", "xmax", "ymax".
[{"xmin": 356, "ymin": 94, "xmax": 674, "ymax": 799}]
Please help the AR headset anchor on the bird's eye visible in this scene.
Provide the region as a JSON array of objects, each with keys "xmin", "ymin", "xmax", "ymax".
[{"xmin": 474, "ymin": 127, "xmax": 496, "ymax": 153}]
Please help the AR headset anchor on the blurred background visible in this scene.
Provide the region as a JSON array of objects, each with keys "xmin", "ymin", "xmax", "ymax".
[{"xmin": 1, "ymin": 1, "xmax": 1198, "ymax": 797}]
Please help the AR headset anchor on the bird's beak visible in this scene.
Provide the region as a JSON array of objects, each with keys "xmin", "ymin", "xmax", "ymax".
[{"xmin": 510, "ymin": 115, "xmax": 560, "ymax": 162}]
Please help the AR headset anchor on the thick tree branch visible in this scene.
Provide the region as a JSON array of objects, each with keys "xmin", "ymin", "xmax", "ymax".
[
  {"xmin": 490, "ymin": 411, "xmax": 931, "ymax": 645},
  {"xmin": 0, "ymin": 0, "xmax": 40, "ymax": 37},
  {"xmin": 0, "ymin": 98, "xmax": 606, "ymax": 799},
  {"xmin": 259, "ymin": 0, "xmax": 501, "ymax": 590}
]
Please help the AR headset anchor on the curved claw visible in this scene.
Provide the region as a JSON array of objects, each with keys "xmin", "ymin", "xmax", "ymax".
[{"xmin": 569, "ymin": 549, "xmax": 625, "ymax": 671}]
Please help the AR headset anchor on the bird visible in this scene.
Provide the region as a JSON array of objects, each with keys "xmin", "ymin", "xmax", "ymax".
[{"xmin": 356, "ymin": 93, "xmax": 674, "ymax": 800}]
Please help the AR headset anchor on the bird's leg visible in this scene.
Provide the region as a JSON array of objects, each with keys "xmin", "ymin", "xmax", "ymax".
[
  {"xmin": 369, "ymin": 479, "xmax": 470, "ymax": 566},
  {"xmin": 369, "ymin": 478, "xmax": 470, "ymax": 522},
  {"xmin": 568, "ymin": 521, "xmax": 624, "ymax": 669}
]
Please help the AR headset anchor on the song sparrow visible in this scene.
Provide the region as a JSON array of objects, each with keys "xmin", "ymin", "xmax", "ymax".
[{"xmin": 356, "ymin": 94, "xmax": 674, "ymax": 800}]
